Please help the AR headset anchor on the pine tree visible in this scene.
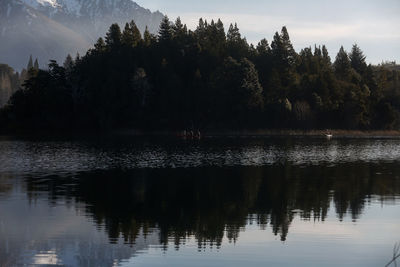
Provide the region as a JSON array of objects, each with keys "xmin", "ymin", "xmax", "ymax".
[
  {"xmin": 34, "ymin": 59, "xmax": 39, "ymax": 70},
  {"xmin": 216, "ymin": 19, "xmax": 225, "ymax": 39},
  {"xmin": 240, "ymin": 58, "xmax": 264, "ymax": 111},
  {"xmin": 27, "ymin": 55, "xmax": 33, "ymax": 70},
  {"xmin": 226, "ymin": 23, "xmax": 248, "ymax": 59},
  {"xmin": 122, "ymin": 22, "xmax": 134, "ymax": 47},
  {"xmin": 122, "ymin": 20, "xmax": 141, "ymax": 47},
  {"xmin": 143, "ymin": 26, "xmax": 154, "ymax": 47},
  {"xmin": 63, "ymin": 54, "xmax": 74, "ymax": 72},
  {"xmin": 198, "ymin": 18, "xmax": 205, "ymax": 31},
  {"xmin": 280, "ymin": 26, "xmax": 297, "ymax": 67},
  {"xmin": 271, "ymin": 28, "xmax": 297, "ymax": 88},
  {"xmin": 75, "ymin": 52, "xmax": 81, "ymax": 63},
  {"xmin": 314, "ymin": 45, "xmax": 322, "ymax": 57},
  {"xmin": 365, "ymin": 64, "xmax": 381, "ymax": 102},
  {"xmin": 173, "ymin": 17, "xmax": 187, "ymax": 37},
  {"xmin": 195, "ymin": 18, "xmax": 207, "ymax": 43},
  {"xmin": 158, "ymin": 15, "xmax": 172, "ymax": 42},
  {"xmin": 271, "ymin": 32, "xmax": 283, "ymax": 64},
  {"xmin": 349, "ymin": 44, "xmax": 367, "ymax": 75},
  {"xmin": 227, "ymin": 23, "xmax": 241, "ymax": 42},
  {"xmin": 334, "ymin": 46, "xmax": 351, "ymax": 80},
  {"xmin": 256, "ymin": 39, "xmax": 270, "ymax": 56},
  {"xmin": 298, "ymin": 47, "xmax": 313, "ymax": 74},
  {"xmin": 94, "ymin": 37, "xmax": 106, "ymax": 52},
  {"xmin": 322, "ymin": 45, "xmax": 331, "ymax": 66},
  {"xmin": 130, "ymin": 20, "xmax": 142, "ymax": 46},
  {"xmin": 105, "ymin": 24, "xmax": 122, "ymax": 49}
]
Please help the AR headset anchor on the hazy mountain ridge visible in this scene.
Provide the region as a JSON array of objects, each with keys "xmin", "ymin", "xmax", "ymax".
[
  {"xmin": 0, "ymin": 0, "xmax": 163, "ymax": 70},
  {"xmin": 0, "ymin": 64, "xmax": 20, "ymax": 107}
]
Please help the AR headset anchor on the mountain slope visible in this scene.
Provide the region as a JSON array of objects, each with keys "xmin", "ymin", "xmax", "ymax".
[
  {"xmin": 0, "ymin": 0, "xmax": 163, "ymax": 70},
  {"xmin": 0, "ymin": 64, "xmax": 20, "ymax": 107}
]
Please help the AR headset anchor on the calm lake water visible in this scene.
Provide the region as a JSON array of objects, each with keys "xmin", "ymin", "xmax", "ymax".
[{"xmin": 0, "ymin": 136, "xmax": 399, "ymax": 266}]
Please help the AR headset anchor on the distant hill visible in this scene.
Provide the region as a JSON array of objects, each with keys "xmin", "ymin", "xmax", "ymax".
[
  {"xmin": 0, "ymin": 0, "xmax": 164, "ymax": 70},
  {"xmin": 0, "ymin": 64, "xmax": 20, "ymax": 107}
]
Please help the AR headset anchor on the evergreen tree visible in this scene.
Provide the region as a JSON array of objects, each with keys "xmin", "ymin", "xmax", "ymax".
[
  {"xmin": 34, "ymin": 59, "xmax": 39, "ymax": 70},
  {"xmin": 256, "ymin": 39, "xmax": 271, "ymax": 56},
  {"xmin": 365, "ymin": 64, "xmax": 380, "ymax": 101},
  {"xmin": 143, "ymin": 26, "xmax": 155, "ymax": 47},
  {"xmin": 27, "ymin": 55, "xmax": 33, "ymax": 70},
  {"xmin": 240, "ymin": 58, "xmax": 264, "ymax": 111},
  {"xmin": 158, "ymin": 15, "xmax": 173, "ymax": 42},
  {"xmin": 198, "ymin": 18, "xmax": 205, "ymax": 31},
  {"xmin": 173, "ymin": 17, "xmax": 187, "ymax": 38},
  {"xmin": 130, "ymin": 20, "xmax": 142, "ymax": 46},
  {"xmin": 122, "ymin": 22, "xmax": 134, "ymax": 47},
  {"xmin": 122, "ymin": 21, "xmax": 142, "ymax": 47},
  {"xmin": 94, "ymin": 37, "xmax": 106, "ymax": 52},
  {"xmin": 63, "ymin": 54, "xmax": 74, "ymax": 72},
  {"xmin": 226, "ymin": 23, "xmax": 248, "ymax": 59},
  {"xmin": 227, "ymin": 23, "xmax": 241, "ymax": 43},
  {"xmin": 270, "ymin": 27, "xmax": 297, "ymax": 90},
  {"xmin": 105, "ymin": 24, "xmax": 122, "ymax": 49},
  {"xmin": 254, "ymin": 38, "xmax": 272, "ymax": 95},
  {"xmin": 349, "ymin": 44, "xmax": 367, "ymax": 75},
  {"xmin": 195, "ymin": 18, "xmax": 206, "ymax": 41},
  {"xmin": 334, "ymin": 46, "xmax": 351, "ymax": 80},
  {"xmin": 322, "ymin": 45, "xmax": 331, "ymax": 66},
  {"xmin": 280, "ymin": 26, "xmax": 297, "ymax": 67},
  {"xmin": 216, "ymin": 19, "xmax": 225, "ymax": 39}
]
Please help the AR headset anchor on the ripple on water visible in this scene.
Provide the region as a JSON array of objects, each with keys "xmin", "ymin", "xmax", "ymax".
[{"xmin": 0, "ymin": 138, "xmax": 400, "ymax": 176}]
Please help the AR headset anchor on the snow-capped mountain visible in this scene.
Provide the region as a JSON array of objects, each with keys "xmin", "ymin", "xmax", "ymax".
[{"xmin": 0, "ymin": 0, "xmax": 163, "ymax": 70}]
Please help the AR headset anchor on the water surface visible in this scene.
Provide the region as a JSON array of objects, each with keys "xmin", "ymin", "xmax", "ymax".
[{"xmin": 0, "ymin": 136, "xmax": 399, "ymax": 266}]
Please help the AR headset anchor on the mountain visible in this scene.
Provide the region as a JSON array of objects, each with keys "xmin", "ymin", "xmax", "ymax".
[
  {"xmin": 0, "ymin": 0, "xmax": 164, "ymax": 70},
  {"xmin": 0, "ymin": 64, "xmax": 21, "ymax": 107}
]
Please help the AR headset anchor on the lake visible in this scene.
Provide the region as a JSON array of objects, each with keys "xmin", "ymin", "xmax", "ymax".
[{"xmin": 0, "ymin": 135, "xmax": 399, "ymax": 266}]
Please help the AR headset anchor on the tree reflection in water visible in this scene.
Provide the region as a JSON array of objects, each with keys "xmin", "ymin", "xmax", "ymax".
[{"xmin": 21, "ymin": 162, "xmax": 400, "ymax": 248}]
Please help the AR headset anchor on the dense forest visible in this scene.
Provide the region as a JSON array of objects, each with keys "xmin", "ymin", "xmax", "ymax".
[{"xmin": 1, "ymin": 16, "xmax": 399, "ymax": 132}]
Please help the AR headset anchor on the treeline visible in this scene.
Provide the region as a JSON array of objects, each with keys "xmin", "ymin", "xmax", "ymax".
[{"xmin": 1, "ymin": 16, "xmax": 400, "ymax": 131}]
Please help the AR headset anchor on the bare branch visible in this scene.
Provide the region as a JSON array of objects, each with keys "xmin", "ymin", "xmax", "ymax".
[{"xmin": 386, "ymin": 242, "xmax": 400, "ymax": 267}]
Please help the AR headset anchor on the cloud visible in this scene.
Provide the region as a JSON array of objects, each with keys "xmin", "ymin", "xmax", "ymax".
[
  {"xmin": 171, "ymin": 12, "xmax": 400, "ymax": 42},
  {"xmin": 168, "ymin": 12, "xmax": 400, "ymax": 63}
]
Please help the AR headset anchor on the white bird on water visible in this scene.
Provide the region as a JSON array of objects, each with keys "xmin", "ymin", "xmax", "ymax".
[{"xmin": 325, "ymin": 131, "xmax": 333, "ymax": 140}]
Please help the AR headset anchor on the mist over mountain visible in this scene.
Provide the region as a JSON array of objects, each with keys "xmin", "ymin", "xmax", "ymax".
[{"xmin": 0, "ymin": 0, "xmax": 164, "ymax": 70}]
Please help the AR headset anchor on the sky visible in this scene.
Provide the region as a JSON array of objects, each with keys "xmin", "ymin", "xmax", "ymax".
[{"xmin": 135, "ymin": 0, "xmax": 400, "ymax": 64}]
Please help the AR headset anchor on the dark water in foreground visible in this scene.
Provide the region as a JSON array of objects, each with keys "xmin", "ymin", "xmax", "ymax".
[{"xmin": 0, "ymin": 136, "xmax": 399, "ymax": 266}]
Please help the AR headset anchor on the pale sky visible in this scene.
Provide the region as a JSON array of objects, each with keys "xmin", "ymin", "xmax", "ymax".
[{"xmin": 135, "ymin": 0, "xmax": 400, "ymax": 64}]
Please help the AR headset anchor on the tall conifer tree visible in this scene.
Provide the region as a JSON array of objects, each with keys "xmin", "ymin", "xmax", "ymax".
[
  {"xmin": 105, "ymin": 24, "xmax": 122, "ymax": 49},
  {"xmin": 33, "ymin": 59, "xmax": 39, "ymax": 70},
  {"xmin": 27, "ymin": 55, "xmax": 33, "ymax": 70},
  {"xmin": 334, "ymin": 46, "xmax": 351, "ymax": 80},
  {"xmin": 349, "ymin": 44, "xmax": 367, "ymax": 75},
  {"xmin": 158, "ymin": 16, "xmax": 172, "ymax": 42}
]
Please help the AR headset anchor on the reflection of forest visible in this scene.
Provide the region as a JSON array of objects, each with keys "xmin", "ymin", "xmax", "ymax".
[
  {"xmin": 0, "ymin": 174, "xmax": 14, "ymax": 197},
  {"xmin": 20, "ymin": 163, "xmax": 400, "ymax": 247}
]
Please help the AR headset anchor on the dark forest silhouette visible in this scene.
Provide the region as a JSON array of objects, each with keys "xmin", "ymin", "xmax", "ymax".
[
  {"xmin": 1, "ymin": 16, "xmax": 400, "ymax": 131},
  {"xmin": 15, "ymin": 163, "xmax": 400, "ymax": 248}
]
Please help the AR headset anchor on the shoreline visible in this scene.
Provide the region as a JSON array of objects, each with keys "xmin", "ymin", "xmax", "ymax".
[
  {"xmin": 114, "ymin": 129, "xmax": 400, "ymax": 138},
  {"xmin": 204, "ymin": 129, "xmax": 400, "ymax": 138},
  {"xmin": 1, "ymin": 129, "xmax": 400, "ymax": 139}
]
